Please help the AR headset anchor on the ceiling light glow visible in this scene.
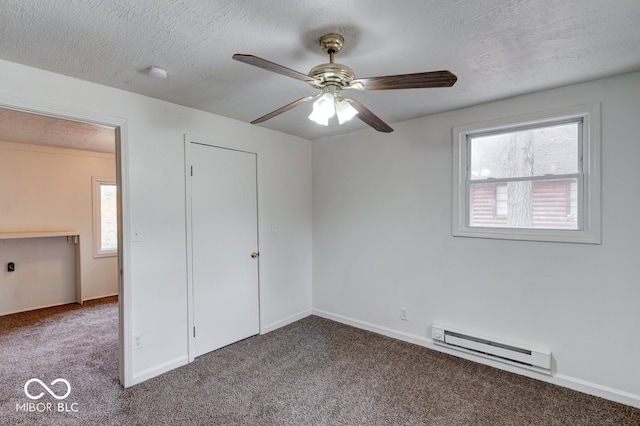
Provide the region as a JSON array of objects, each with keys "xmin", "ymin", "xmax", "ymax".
[
  {"xmin": 335, "ymin": 98, "xmax": 358, "ymax": 124},
  {"xmin": 308, "ymin": 92, "xmax": 335, "ymax": 126},
  {"xmin": 308, "ymin": 89, "xmax": 358, "ymax": 126}
]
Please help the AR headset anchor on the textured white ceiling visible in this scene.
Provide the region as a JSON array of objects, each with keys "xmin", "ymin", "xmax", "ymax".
[
  {"xmin": 0, "ymin": 108, "xmax": 115, "ymax": 153},
  {"xmin": 1, "ymin": 0, "xmax": 639, "ymax": 141}
]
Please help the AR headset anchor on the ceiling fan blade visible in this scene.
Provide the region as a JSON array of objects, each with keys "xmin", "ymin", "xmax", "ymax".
[
  {"xmin": 251, "ymin": 95, "xmax": 316, "ymax": 124},
  {"xmin": 233, "ymin": 54, "xmax": 319, "ymax": 84},
  {"xmin": 350, "ymin": 70, "xmax": 457, "ymax": 90},
  {"xmin": 346, "ymin": 98, "xmax": 393, "ymax": 133}
]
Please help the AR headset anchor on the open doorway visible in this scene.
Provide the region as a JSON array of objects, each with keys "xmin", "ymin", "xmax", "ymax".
[{"xmin": 0, "ymin": 100, "xmax": 129, "ymax": 385}]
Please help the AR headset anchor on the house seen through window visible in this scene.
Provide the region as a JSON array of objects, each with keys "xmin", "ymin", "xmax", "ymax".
[
  {"xmin": 452, "ymin": 104, "xmax": 601, "ymax": 243},
  {"xmin": 468, "ymin": 122, "xmax": 580, "ymax": 230}
]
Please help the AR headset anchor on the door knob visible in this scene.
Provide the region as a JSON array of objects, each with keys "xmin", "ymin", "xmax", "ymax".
[{"xmin": 251, "ymin": 252, "xmax": 260, "ymax": 258}]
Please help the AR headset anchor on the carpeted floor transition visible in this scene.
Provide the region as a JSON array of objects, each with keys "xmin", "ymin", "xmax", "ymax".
[{"xmin": 1, "ymin": 298, "xmax": 639, "ymax": 425}]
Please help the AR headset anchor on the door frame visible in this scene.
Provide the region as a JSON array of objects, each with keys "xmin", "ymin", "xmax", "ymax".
[
  {"xmin": 184, "ymin": 136, "xmax": 261, "ymax": 362},
  {"xmin": 0, "ymin": 93, "xmax": 132, "ymax": 386}
]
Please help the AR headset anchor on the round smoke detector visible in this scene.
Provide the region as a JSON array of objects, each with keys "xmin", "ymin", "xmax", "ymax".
[{"xmin": 145, "ymin": 66, "xmax": 168, "ymax": 79}]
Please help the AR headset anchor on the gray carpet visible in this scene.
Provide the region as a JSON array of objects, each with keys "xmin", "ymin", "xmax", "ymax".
[{"xmin": 1, "ymin": 298, "xmax": 639, "ymax": 425}]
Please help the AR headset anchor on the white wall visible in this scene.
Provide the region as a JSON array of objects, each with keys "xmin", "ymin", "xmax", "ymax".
[
  {"xmin": 0, "ymin": 236, "xmax": 76, "ymax": 314},
  {"xmin": 0, "ymin": 59, "xmax": 312, "ymax": 385},
  {"xmin": 3, "ymin": 55, "xmax": 637, "ymax": 406},
  {"xmin": 0, "ymin": 141, "xmax": 117, "ymax": 314},
  {"xmin": 312, "ymin": 71, "xmax": 640, "ymax": 406}
]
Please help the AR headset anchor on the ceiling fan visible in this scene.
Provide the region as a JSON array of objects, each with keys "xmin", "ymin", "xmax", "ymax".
[{"xmin": 233, "ymin": 33, "xmax": 457, "ymax": 133}]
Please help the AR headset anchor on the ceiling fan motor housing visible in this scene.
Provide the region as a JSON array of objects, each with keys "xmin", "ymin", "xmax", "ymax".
[
  {"xmin": 308, "ymin": 63, "xmax": 355, "ymax": 89},
  {"xmin": 308, "ymin": 33, "xmax": 355, "ymax": 89}
]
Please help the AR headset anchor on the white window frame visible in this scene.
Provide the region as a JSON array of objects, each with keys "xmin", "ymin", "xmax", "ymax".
[
  {"xmin": 452, "ymin": 103, "xmax": 601, "ymax": 244},
  {"xmin": 92, "ymin": 177, "xmax": 118, "ymax": 257}
]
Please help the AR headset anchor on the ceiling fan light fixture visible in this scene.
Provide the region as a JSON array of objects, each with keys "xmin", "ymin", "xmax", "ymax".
[
  {"xmin": 335, "ymin": 98, "xmax": 358, "ymax": 124},
  {"xmin": 308, "ymin": 92, "xmax": 335, "ymax": 126}
]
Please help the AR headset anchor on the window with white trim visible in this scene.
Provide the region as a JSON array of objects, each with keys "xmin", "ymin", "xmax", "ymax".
[
  {"xmin": 93, "ymin": 177, "xmax": 118, "ymax": 257},
  {"xmin": 452, "ymin": 104, "xmax": 601, "ymax": 243}
]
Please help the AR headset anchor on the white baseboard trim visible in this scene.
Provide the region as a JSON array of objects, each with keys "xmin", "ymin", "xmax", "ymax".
[
  {"xmin": 553, "ymin": 374, "xmax": 640, "ymax": 409},
  {"xmin": 131, "ymin": 356, "xmax": 189, "ymax": 386},
  {"xmin": 313, "ymin": 309, "xmax": 430, "ymax": 347},
  {"xmin": 1, "ymin": 299, "xmax": 79, "ymax": 316},
  {"xmin": 312, "ymin": 309, "xmax": 640, "ymax": 409},
  {"xmin": 262, "ymin": 309, "xmax": 312, "ymax": 334},
  {"xmin": 2, "ymin": 294, "xmax": 119, "ymax": 316},
  {"xmin": 82, "ymin": 293, "xmax": 118, "ymax": 302}
]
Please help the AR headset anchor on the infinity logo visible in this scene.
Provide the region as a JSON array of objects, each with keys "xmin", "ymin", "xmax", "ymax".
[{"xmin": 24, "ymin": 378, "xmax": 71, "ymax": 400}]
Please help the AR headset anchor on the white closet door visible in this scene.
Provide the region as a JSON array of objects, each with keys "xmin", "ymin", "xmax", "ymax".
[{"xmin": 190, "ymin": 143, "xmax": 259, "ymax": 358}]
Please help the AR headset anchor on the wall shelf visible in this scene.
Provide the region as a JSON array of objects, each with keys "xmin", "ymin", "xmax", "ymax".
[{"xmin": 0, "ymin": 231, "xmax": 79, "ymax": 241}]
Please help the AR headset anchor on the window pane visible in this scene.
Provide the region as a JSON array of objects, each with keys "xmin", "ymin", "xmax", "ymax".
[
  {"xmin": 495, "ymin": 185, "xmax": 508, "ymax": 217},
  {"xmin": 469, "ymin": 178, "xmax": 578, "ymax": 230},
  {"xmin": 469, "ymin": 122, "xmax": 579, "ymax": 180},
  {"xmin": 100, "ymin": 184, "xmax": 118, "ymax": 251}
]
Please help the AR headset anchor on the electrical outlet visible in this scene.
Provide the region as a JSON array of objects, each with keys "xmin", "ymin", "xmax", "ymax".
[
  {"xmin": 133, "ymin": 333, "xmax": 143, "ymax": 350},
  {"xmin": 400, "ymin": 307, "xmax": 409, "ymax": 321}
]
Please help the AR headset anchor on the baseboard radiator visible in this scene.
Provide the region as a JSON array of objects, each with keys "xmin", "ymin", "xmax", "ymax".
[{"xmin": 432, "ymin": 325, "xmax": 552, "ymax": 375}]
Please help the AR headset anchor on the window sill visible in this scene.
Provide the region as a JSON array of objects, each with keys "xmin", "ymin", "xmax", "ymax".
[
  {"xmin": 94, "ymin": 251, "xmax": 118, "ymax": 259},
  {"xmin": 453, "ymin": 226, "xmax": 601, "ymax": 244}
]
